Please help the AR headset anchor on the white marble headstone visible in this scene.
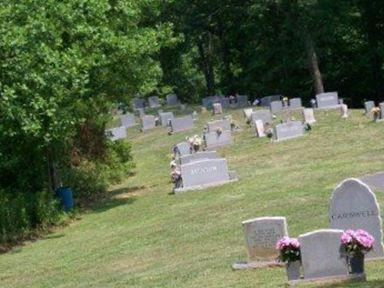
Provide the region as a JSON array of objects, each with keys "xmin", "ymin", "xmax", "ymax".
[
  {"xmin": 303, "ymin": 108, "xmax": 316, "ymax": 124},
  {"xmin": 254, "ymin": 120, "xmax": 266, "ymax": 137}
]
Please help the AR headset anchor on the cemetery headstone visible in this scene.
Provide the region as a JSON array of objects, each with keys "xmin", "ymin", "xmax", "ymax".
[
  {"xmin": 213, "ymin": 103, "xmax": 223, "ymax": 115},
  {"xmin": 273, "ymin": 121, "xmax": 304, "ymax": 141},
  {"xmin": 340, "ymin": 104, "xmax": 348, "ymax": 118},
  {"xmin": 148, "ymin": 96, "xmax": 161, "ymax": 108},
  {"xmin": 141, "ymin": 115, "xmax": 156, "ymax": 131},
  {"xmin": 170, "ymin": 115, "xmax": 194, "ymax": 133},
  {"xmin": 316, "ymin": 92, "xmax": 340, "ymax": 109},
  {"xmin": 174, "ymin": 142, "xmax": 191, "ymax": 157},
  {"xmin": 159, "ymin": 112, "xmax": 174, "ymax": 127},
  {"xmin": 270, "ymin": 101, "xmax": 283, "ymax": 113},
  {"xmin": 179, "ymin": 151, "xmax": 220, "ymax": 165},
  {"xmin": 364, "ymin": 101, "xmax": 375, "ymax": 115},
  {"xmin": 260, "ymin": 95, "xmax": 282, "ymax": 107},
  {"xmin": 237, "ymin": 95, "xmax": 248, "ymax": 107},
  {"xmin": 380, "ymin": 103, "xmax": 384, "ymax": 120},
  {"xmin": 251, "ymin": 110, "xmax": 272, "ymax": 125},
  {"xmin": 120, "ymin": 113, "xmax": 136, "ymax": 128},
  {"xmin": 303, "ymin": 108, "xmax": 316, "ymax": 124},
  {"xmin": 105, "ymin": 126, "xmax": 127, "ymax": 141},
  {"xmin": 254, "ymin": 120, "xmax": 266, "ymax": 137},
  {"xmin": 204, "ymin": 130, "xmax": 233, "ymax": 149},
  {"xmin": 243, "ymin": 108, "xmax": 253, "ymax": 121},
  {"xmin": 137, "ymin": 108, "xmax": 145, "ymax": 117},
  {"xmin": 166, "ymin": 94, "xmax": 179, "ymax": 106},
  {"xmin": 207, "ymin": 119, "xmax": 231, "ymax": 133},
  {"xmin": 329, "ymin": 178, "xmax": 384, "ymax": 259},
  {"xmin": 221, "ymin": 97, "xmax": 230, "ymax": 109},
  {"xmin": 133, "ymin": 98, "xmax": 146, "ymax": 109},
  {"xmin": 289, "ymin": 98, "xmax": 302, "ymax": 109},
  {"xmin": 242, "ymin": 217, "xmax": 288, "ymax": 262},
  {"xmin": 299, "ymin": 229, "xmax": 349, "ymax": 280},
  {"xmin": 202, "ymin": 97, "xmax": 213, "ymax": 109}
]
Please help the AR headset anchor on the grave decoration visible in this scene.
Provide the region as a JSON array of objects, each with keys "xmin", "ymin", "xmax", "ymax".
[{"xmin": 276, "ymin": 236, "xmax": 301, "ymax": 281}]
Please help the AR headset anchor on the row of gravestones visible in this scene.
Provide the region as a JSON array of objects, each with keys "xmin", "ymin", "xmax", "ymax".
[
  {"xmin": 364, "ymin": 101, "xmax": 384, "ymax": 121},
  {"xmin": 234, "ymin": 178, "xmax": 383, "ymax": 284},
  {"xmin": 172, "ymin": 148, "xmax": 238, "ymax": 193},
  {"xmin": 202, "ymin": 95, "xmax": 248, "ymax": 109},
  {"xmin": 133, "ymin": 94, "xmax": 180, "ymax": 109}
]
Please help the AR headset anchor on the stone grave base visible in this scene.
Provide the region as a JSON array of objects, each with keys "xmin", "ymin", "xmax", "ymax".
[
  {"xmin": 288, "ymin": 273, "xmax": 366, "ymax": 286},
  {"xmin": 273, "ymin": 134, "xmax": 304, "ymax": 143},
  {"xmin": 174, "ymin": 172, "xmax": 238, "ymax": 193},
  {"xmin": 315, "ymin": 104, "xmax": 342, "ymax": 110},
  {"xmin": 232, "ymin": 261, "xmax": 283, "ymax": 270}
]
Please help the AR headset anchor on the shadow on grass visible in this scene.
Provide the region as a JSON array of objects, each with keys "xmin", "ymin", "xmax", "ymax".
[
  {"xmin": 91, "ymin": 185, "xmax": 143, "ymax": 213},
  {"xmin": 317, "ymin": 279, "xmax": 384, "ymax": 288}
]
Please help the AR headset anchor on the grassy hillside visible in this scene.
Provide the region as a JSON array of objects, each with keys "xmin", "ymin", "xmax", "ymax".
[{"xmin": 1, "ymin": 108, "xmax": 384, "ymax": 288}]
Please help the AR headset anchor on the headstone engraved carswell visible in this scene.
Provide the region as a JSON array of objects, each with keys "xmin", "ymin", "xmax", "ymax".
[
  {"xmin": 159, "ymin": 112, "xmax": 174, "ymax": 127},
  {"xmin": 270, "ymin": 101, "xmax": 283, "ymax": 113},
  {"xmin": 232, "ymin": 217, "xmax": 288, "ymax": 270},
  {"xmin": 105, "ymin": 126, "xmax": 127, "ymax": 141},
  {"xmin": 254, "ymin": 120, "xmax": 266, "ymax": 137},
  {"xmin": 170, "ymin": 115, "xmax": 194, "ymax": 133},
  {"xmin": 303, "ymin": 108, "xmax": 316, "ymax": 124},
  {"xmin": 297, "ymin": 229, "xmax": 350, "ymax": 283},
  {"xmin": 273, "ymin": 121, "xmax": 304, "ymax": 142},
  {"xmin": 329, "ymin": 178, "xmax": 384, "ymax": 259},
  {"xmin": 251, "ymin": 110, "xmax": 272, "ymax": 125},
  {"xmin": 120, "ymin": 113, "xmax": 136, "ymax": 128},
  {"xmin": 148, "ymin": 96, "xmax": 161, "ymax": 108},
  {"xmin": 204, "ymin": 130, "xmax": 233, "ymax": 149},
  {"xmin": 141, "ymin": 115, "xmax": 156, "ymax": 131},
  {"xmin": 174, "ymin": 158, "xmax": 237, "ymax": 193},
  {"xmin": 166, "ymin": 94, "xmax": 179, "ymax": 106},
  {"xmin": 207, "ymin": 119, "xmax": 231, "ymax": 133},
  {"xmin": 316, "ymin": 92, "xmax": 340, "ymax": 109},
  {"xmin": 179, "ymin": 151, "xmax": 220, "ymax": 165},
  {"xmin": 289, "ymin": 98, "xmax": 302, "ymax": 109}
]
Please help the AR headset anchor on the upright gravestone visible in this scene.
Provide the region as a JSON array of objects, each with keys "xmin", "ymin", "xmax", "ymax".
[
  {"xmin": 243, "ymin": 108, "xmax": 253, "ymax": 121},
  {"xmin": 148, "ymin": 96, "xmax": 161, "ymax": 108},
  {"xmin": 141, "ymin": 115, "xmax": 156, "ymax": 131},
  {"xmin": 159, "ymin": 112, "xmax": 174, "ymax": 127},
  {"xmin": 170, "ymin": 115, "xmax": 194, "ymax": 133},
  {"xmin": 204, "ymin": 130, "xmax": 233, "ymax": 149},
  {"xmin": 179, "ymin": 151, "xmax": 220, "ymax": 165},
  {"xmin": 329, "ymin": 178, "xmax": 384, "ymax": 259},
  {"xmin": 120, "ymin": 113, "xmax": 136, "ymax": 128},
  {"xmin": 364, "ymin": 101, "xmax": 375, "ymax": 116},
  {"xmin": 207, "ymin": 119, "xmax": 231, "ymax": 133},
  {"xmin": 175, "ymin": 158, "xmax": 233, "ymax": 192},
  {"xmin": 270, "ymin": 101, "xmax": 283, "ymax": 113},
  {"xmin": 243, "ymin": 217, "xmax": 288, "ymax": 263},
  {"xmin": 220, "ymin": 97, "xmax": 230, "ymax": 109},
  {"xmin": 299, "ymin": 229, "xmax": 349, "ymax": 281},
  {"xmin": 133, "ymin": 98, "xmax": 146, "ymax": 109},
  {"xmin": 213, "ymin": 103, "xmax": 223, "ymax": 115},
  {"xmin": 174, "ymin": 142, "xmax": 191, "ymax": 157},
  {"xmin": 166, "ymin": 94, "xmax": 179, "ymax": 106},
  {"xmin": 251, "ymin": 110, "xmax": 273, "ymax": 125},
  {"xmin": 254, "ymin": 120, "xmax": 266, "ymax": 137},
  {"xmin": 289, "ymin": 98, "xmax": 302, "ymax": 109},
  {"xmin": 380, "ymin": 103, "xmax": 384, "ymax": 120},
  {"xmin": 105, "ymin": 126, "xmax": 127, "ymax": 141},
  {"xmin": 260, "ymin": 95, "xmax": 282, "ymax": 107},
  {"xmin": 303, "ymin": 108, "xmax": 316, "ymax": 124},
  {"xmin": 316, "ymin": 92, "xmax": 340, "ymax": 109},
  {"xmin": 237, "ymin": 95, "xmax": 248, "ymax": 107},
  {"xmin": 202, "ymin": 97, "xmax": 213, "ymax": 109},
  {"xmin": 274, "ymin": 121, "xmax": 304, "ymax": 141}
]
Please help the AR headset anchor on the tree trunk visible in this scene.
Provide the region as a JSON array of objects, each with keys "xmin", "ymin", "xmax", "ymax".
[
  {"xmin": 306, "ymin": 36, "xmax": 324, "ymax": 95},
  {"xmin": 46, "ymin": 147, "xmax": 61, "ymax": 192},
  {"xmin": 198, "ymin": 33, "xmax": 215, "ymax": 95}
]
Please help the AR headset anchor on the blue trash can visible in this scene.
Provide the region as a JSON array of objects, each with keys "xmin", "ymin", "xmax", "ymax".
[{"xmin": 55, "ymin": 186, "xmax": 74, "ymax": 211}]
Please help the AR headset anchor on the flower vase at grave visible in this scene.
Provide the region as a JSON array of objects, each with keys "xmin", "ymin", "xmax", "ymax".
[
  {"xmin": 286, "ymin": 261, "xmax": 301, "ymax": 281},
  {"xmin": 349, "ymin": 252, "xmax": 365, "ymax": 274}
]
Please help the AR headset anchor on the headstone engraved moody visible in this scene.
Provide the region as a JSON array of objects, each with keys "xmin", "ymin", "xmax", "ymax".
[
  {"xmin": 299, "ymin": 229, "xmax": 349, "ymax": 281},
  {"xmin": 166, "ymin": 94, "xmax": 179, "ymax": 106},
  {"xmin": 148, "ymin": 96, "xmax": 161, "ymax": 108},
  {"xmin": 364, "ymin": 101, "xmax": 375, "ymax": 116},
  {"xmin": 105, "ymin": 126, "xmax": 127, "ymax": 141},
  {"xmin": 207, "ymin": 119, "xmax": 231, "ymax": 133},
  {"xmin": 141, "ymin": 115, "xmax": 156, "ymax": 131},
  {"xmin": 316, "ymin": 92, "xmax": 340, "ymax": 109},
  {"xmin": 120, "ymin": 113, "xmax": 136, "ymax": 128},
  {"xmin": 243, "ymin": 217, "xmax": 288, "ymax": 262},
  {"xmin": 213, "ymin": 103, "xmax": 223, "ymax": 115},
  {"xmin": 254, "ymin": 120, "xmax": 266, "ymax": 137},
  {"xmin": 174, "ymin": 158, "xmax": 237, "ymax": 193},
  {"xmin": 303, "ymin": 108, "xmax": 316, "ymax": 124},
  {"xmin": 329, "ymin": 178, "xmax": 384, "ymax": 259},
  {"xmin": 159, "ymin": 112, "xmax": 174, "ymax": 127},
  {"xmin": 251, "ymin": 110, "xmax": 272, "ymax": 125},
  {"xmin": 170, "ymin": 115, "xmax": 194, "ymax": 133},
  {"xmin": 204, "ymin": 130, "xmax": 233, "ymax": 149},
  {"xmin": 289, "ymin": 98, "xmax": 302, "ymax": 109},
  {"xmin": 179, "ymin": 151, "xmax": 220, "ymax": 165},
  {"xmin": 273, "ymin": 121, "xmax": 304, "ymax": 141},
  {"xmin": 270, "ymin": 101, "xmax": 283, "ymax": 113}
]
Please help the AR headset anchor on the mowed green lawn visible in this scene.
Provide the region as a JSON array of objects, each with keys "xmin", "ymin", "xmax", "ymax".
[{"xmin": 2, "ymin": 108, "xmax": 384, "ymax": 288}]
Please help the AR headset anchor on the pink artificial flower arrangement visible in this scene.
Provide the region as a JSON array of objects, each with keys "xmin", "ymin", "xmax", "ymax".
[
  {"xmin": 276, "ymin": 236, "xmax": 301, "ymax": 262},
  {"xmin": 341, "ymin": 229, "xmax": 375, "ymax": 254}
]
